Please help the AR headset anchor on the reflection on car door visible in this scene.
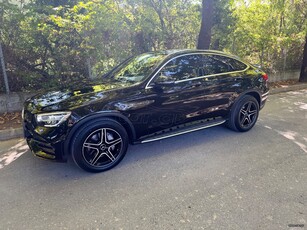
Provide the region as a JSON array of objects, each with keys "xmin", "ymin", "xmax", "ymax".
[{"xmin": 127, "ymin": 54, "xmax": 245, "ymax": 138}]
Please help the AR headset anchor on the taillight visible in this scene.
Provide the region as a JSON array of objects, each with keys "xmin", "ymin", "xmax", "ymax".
[{"xmin": 262, "ymin": 73, "xmax": 268, "ymax": 81}]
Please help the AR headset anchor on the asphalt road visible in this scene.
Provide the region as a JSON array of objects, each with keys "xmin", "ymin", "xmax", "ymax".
[{"xmin": 0, "ymin": 90, "xmax": 306, "ymax": 230}]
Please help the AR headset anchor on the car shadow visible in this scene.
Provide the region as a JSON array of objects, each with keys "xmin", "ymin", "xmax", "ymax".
[
  {"xmin": 5, "ymin": 125, "xmax": 261, "ymax": 182},
  {"xmin": 115, "ymin": 125, "xmax": 249, "ymax": 169}
]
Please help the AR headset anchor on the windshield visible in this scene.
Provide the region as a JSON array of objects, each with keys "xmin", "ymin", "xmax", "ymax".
[{"xmin": 104, "ymin": 52, "xmax": 167, "ymax": 83}]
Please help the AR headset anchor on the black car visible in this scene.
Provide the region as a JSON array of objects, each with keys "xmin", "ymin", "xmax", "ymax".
[{"xmin": 23, "ymin": 49, "xmax": 269, "ymax": 172}]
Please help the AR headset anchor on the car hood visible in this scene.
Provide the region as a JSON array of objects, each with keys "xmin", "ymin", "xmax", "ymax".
[{"xmin": 25, "ymin": 80, "xmax": 131, "ymax": 113}]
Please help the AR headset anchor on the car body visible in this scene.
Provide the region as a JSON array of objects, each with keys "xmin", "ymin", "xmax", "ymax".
[{"xmin": 23, "ymin": 49, "xmax": 269, "ymax": 172}]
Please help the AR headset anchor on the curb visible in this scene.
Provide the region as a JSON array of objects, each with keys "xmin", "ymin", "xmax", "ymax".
[
  {"xmin": 270, "ymin": 83, "xmax": 307, "ymax": 94},
  {"xmin": 0, "ymin": 127, "xmax": 23, "ymax": 141},
  {"xmin": 1, "ymin": 83, "xmax": 307, "ymax": 141}
]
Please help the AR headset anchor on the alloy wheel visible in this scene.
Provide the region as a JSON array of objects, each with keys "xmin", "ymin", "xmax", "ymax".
[
  {"xmin": 82, "ymin": 128, "xmax": 123, "ymax": 167},
  {"xmin": 239, "ymin": 101, "xmax": 258, "ymax": 129}
]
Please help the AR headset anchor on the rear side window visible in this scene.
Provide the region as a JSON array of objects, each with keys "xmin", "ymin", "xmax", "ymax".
[
  {"xmin": 156, "ymin": 54, "xmax": 248, "ymax": 83},
  {"xmin": 201, "ymin": 55, "xmax": 231, "ymax": 75},
  {"xmin": 212, "ymin": 55, "xmax": 247, "ymax": 71}
]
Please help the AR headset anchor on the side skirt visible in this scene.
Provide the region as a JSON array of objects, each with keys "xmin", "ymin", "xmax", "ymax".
[{"xmin": 135, "ymin": 117, "xmax": 226, "ymax": 144}]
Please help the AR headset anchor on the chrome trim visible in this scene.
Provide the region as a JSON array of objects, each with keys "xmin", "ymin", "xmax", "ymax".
[
  {"xmin": 174, "ymin": 68, "xmax": 249, "ymax": 84},
  {"xmin": 145, "ymin": 52, "xmax": 249, "ymax": 89},
  {"xmin": 261, "ymin": 91, "xmax": 269, "ymax": 102},
  {"xmin": 262, "ymin": 91, "xmax": 269, "ymax": 97},
  {"xmin": 141, "ymin": 120, "xmax": 226, "ymax": 143}
]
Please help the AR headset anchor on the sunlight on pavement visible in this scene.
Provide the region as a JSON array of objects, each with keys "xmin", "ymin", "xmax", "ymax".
[
  {"xmin": 278, "ymin": 130, "xmax": 307, "ymax": 153},
  {"xmin": 0, "ymin": 139, "xmax": 28, "ymax": 169},
  {"xmin": 262, "ymin": 89, "xmax": 307, "ymax": 154},
  {"xmin": 264, "ymin": 129, "xmax": 307, "ymax": 154},
  {"xmin": 278, "ymin": 130, "xmax": 297, "ymax": 141}
]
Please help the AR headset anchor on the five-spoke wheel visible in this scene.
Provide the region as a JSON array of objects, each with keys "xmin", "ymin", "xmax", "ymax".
[
  {"xmin": 226, "ymin": 95, "xmax": 259, "ymax": 132},
  {"xmin": 239, "ymin": 101, "xmax": 258, "ymax": 129},
  {"xmin": 71, "ymin": 118, "xmax": 128, "ymax": 172},
  {"xmin": 82, "ymin": 128, "xmax": 123, "ymax": 167}
]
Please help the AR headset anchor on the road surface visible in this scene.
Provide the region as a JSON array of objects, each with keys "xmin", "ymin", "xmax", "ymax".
[{"xmin": 0, "ymin": 90, "xmax": 306, "ymax": 229}]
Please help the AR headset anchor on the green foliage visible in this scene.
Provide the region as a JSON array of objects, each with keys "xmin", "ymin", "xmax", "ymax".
[
  {"xmin": 0, "ymin": 0, "xmax": 306, "ymax": 92},
  {"xmin": 1, "ymin": 0, "xmax": 202, "ymax": 91},
  {"xmin": 227, "ymin": 0, "xmax": 307, "ymax": 72}
]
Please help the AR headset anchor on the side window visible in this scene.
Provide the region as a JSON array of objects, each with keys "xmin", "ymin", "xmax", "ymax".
[
  {"xmin": 156, "ymin": 55, "xmax": 203, "ymax": 82},
  {"xmin": 202, "ymin": 55, "xmax": 231, "ymax": 75},
  {"xmin": 227, "ymin": 58, "xmax": 247, "ymax": 71},
  {"xmin": 212, "ymin": 55, "xmax": 247, "ymax": 71}
]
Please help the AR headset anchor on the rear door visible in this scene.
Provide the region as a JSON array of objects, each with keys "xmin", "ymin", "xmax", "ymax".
[{"xmin": 192, "ymin": 54, "xmax": 249, "ymax": 118}]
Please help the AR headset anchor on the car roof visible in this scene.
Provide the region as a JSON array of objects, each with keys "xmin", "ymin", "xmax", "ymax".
[
  {"xmin": 163, "ymin": 49, "xmax": 239, "ymax": 58},
  {"xmin": 147, "ymin": 49, "xmax": 240, "ymax": 62}
]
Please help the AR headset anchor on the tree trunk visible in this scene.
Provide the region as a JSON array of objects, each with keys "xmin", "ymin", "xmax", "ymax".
[
  {"xmin": 197, "ymin": 0, "xmax": 213, "ymax": 50},
  {"xmin": 299, "ymin": 35, "xmax": 307, "ymax": 82},
  {"xmin": 0, "ymin": 43, "xmax": 10, "ymax": 94}
]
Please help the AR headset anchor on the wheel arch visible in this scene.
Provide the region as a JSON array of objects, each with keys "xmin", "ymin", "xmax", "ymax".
[
  {"xmin": 64, "ymin": 112, "xmax": 136, "ymax": 156},
  {"xmin": 232, "ymin": 90, "xmax": 261, "ymax": 110},
  {"xmin": 244, "ymin": 91, "xmax": 261, "ymax": 107}
]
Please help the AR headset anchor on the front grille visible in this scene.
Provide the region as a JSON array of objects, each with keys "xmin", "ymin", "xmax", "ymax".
[{"xmin": 34, "ymin": 140, "xmax": 55, "ymax": 155}]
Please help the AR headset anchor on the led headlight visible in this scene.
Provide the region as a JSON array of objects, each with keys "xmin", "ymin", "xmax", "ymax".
[{"xmin": 36, "ymin": 112, "xmax": 71, "ymax": 127}]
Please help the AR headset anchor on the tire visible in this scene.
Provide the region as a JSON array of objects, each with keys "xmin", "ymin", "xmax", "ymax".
[
  {"xmin": 70, "ymin": 118, "xmax": 128, "ymax": 173},
  {"xmin": 226, "ymin": 95, "xmax": 259, "ymax": 132}
]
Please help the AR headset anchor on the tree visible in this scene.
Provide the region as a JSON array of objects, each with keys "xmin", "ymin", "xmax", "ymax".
[
  {"xmin": 0, "ymin": 1, "xmax": 10, "ymax": 93},
  {"xmin": 299, "ymin": 34, "xmax": 307, "ymax": 82},
  {"xmin": 2, "ymin": 0, "xmax": 307, "ymax": 93},
  {"xmin": 197, "ymin": 0, "xmax": 213, "ymax": 49}
]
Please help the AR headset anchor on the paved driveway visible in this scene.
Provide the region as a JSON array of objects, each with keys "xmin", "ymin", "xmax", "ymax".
[{"xmin": 0, "ymin": 90, "xmax": 306, "ymax": 229}]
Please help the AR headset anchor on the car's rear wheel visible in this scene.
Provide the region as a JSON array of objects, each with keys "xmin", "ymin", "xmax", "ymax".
[
  {"xmin": 226, "ymin": 95, "xmax": 259, "ymax": 132},
  {"xmin": 71, "ymin": 118, "xmax": 128, "ymax": 172}
]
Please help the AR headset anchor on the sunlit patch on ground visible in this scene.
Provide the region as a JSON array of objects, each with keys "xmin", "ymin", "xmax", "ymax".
[
  {"xmin": 262, "ymin": 89, "xmax": 307, "ymax": 154},
  {"xmin": 287, "ymin": 89, "xmax": 307, "ymax": 95},
  {"xmin": 276, "ymin": 130, "xmax": 307, "ymax": 154},
  {"xmin": 278, "ymin": 131, "xmax": 297, "ymax": 141},
  {"xmin": 0, "ymin": 139, "xmax": 28, "ymax": 169},
  {"xmin": 294, "ymin": 141, "xmax": 307, "ymax": 153},
  {"xmin": 299, "ymin": 104, "xmax": 307, "ymax": 110}
]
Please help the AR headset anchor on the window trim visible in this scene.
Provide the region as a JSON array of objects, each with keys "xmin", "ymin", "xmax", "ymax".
[{"xmin": 145, "ymin": 52, "xmax": 249, "ymax": 89}]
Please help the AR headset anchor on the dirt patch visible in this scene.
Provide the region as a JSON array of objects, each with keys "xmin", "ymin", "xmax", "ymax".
[
  {"xmin": 0, "ymin": 112, "xmax": 22, "ymax": 130},
  {"xmin": 269, "ymin": 79, "xmax": 300, "ymax": 88}
]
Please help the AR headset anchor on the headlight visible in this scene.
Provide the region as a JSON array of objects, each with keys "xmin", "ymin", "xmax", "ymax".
[{"xmin": 36, "ymin": 112, "xmax": 71, "ymax": 127}]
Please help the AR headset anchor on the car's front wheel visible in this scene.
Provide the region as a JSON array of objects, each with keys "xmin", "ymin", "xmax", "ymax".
[
  {"xmin": 226, "ymin": 95, "xmax": 259, "ymax": 132},
  {"xmin": 71, "ymin": 118, "xmax": 128, "ymax": 172}
]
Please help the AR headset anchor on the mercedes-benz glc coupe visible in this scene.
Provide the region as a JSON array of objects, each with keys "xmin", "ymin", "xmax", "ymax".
[{"xmin": 23, "ymin": 50, "xmax": 269, "ymax": 172}]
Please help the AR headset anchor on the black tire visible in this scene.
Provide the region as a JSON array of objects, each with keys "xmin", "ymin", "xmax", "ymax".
[
  {"xmin": 226, "ymin": 95, "xmax": 259, "ymax": 132},
  {"xmin": 70, "ymin": 118, "xmax": 128, "ymax": 173}
]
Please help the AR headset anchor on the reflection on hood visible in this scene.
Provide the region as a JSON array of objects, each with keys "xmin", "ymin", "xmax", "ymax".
[{"xmin": 26, "ymin": 82, "xmax": 129, "ymax": 113}]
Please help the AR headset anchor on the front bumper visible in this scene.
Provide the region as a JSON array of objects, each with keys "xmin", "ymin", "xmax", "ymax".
[
  {"xmin": 26, "ymin": 136, "xmax": 66, "ymax": 161},
  {"xmin": 23, "ymin": 116, "xmax": 68, "ymax": 162}
]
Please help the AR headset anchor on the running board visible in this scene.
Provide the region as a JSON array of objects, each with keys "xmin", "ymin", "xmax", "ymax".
[{"xmin": 139, "ymin": 117, "xmax": 226, "ymax": 144}]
